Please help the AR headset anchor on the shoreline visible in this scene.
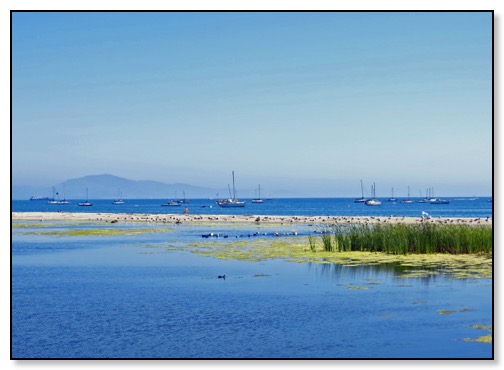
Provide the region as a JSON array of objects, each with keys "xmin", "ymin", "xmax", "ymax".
[{"xmin": 11, "ymin": 212, "xmax": 493, "ymax": 226}]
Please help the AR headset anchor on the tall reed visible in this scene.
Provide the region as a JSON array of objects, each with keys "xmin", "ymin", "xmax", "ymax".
[
  {"xmin": 321, "ymin": 231, "xmax": 333, "ymax": 251},
  {"xmin": 308, "ymin": 235, "xmax": 317, "ymax": 252},
  {"xmin": 316, "ymin": 223, "xmax": 492, "ymax": 255}
]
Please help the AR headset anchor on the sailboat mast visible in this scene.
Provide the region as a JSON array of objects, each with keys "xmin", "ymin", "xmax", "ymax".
[
  {"xmin": 232, "ymin": 171, "xmax": 236, "ymax": 200},
  {"xmin": 360, "ymin": 180, "xmax": 364, "ymax": 198}
]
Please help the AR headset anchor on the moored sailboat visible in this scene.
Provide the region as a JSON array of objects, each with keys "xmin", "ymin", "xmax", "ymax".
[
  {"xmin": 354, "ymin": 180, "xmax": 368, "ymax": 203},
  {"xmin": 401, "ymin": 186, "xmax": 414, "ymax": 204},
  {"xmin": 365, "ymin": 183, "xmax": 381, "ymax": 206},
  {"xmin": 48, "ymin": 187, "xmax": 70, "ymax": 205},
  {"xmin": 178, "ymin": 191, "xmax": 189, "ymax": 204},
  {"xmin": 78, "ymin": 188, "xmax": 93, "ymax": 206},
  {"xmin": 386, "ymin": 187, "xmax": 397, "ymax": 202},
  {"xmin": 161, "ymin": 200, "xmax": 180, "ymax": 206},
  {"xmin": 251, "ymin": 184, "xmax": 264, "ymax": 203},
  {"xmin": 418, "ymin": 187, "xmax": 450, "ymax": 204},
  {"xmin": 217, "ymin": 171, "xmax": 246, "ymax": 207},
  {"xmin": 112, "ymin": 189, "xmax": 124, "ymax": 205}
]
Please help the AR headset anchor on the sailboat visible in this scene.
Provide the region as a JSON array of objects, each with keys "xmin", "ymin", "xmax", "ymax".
[
  {"xmin": 112, "ymin": 189, "xmax": 124, "ymax": 205},
  {"xmin": 354, "ymin": 180, "xmax": 368, "ymax": 203},
  {"xmin": 161, "ymin": 200, "xmax": 181, "ymax": 206},
  {"xmin": 429, "ymin": 188, "xmax": 450, "ymax": 205},
  {"xmin": 251, "ymin": 184, "xmax": 264, "ymax": 203},
  {"xmin": 161, "ymin": 194, "xmax": 181, "ymax": 206},
  {"xmin": 48, "ymin": 187, "xmax": 70, "ymax": 205},
  {"xmin": 178, "ymin": 191, "xmax": 189, "ymax": 204},
  {"xmin": 418, "ymin": 187, "xmax": 450, "ymax": 204},
  {"xmin": 386, "ymin": 187, "xmax": 397, "ymax": 202},
  {"xmin": 401, "ymin": 186, "xmax": 414, "ymax": 203},
  {"xmin": 216, "ymin": 171, "xmax": 246, "ymax": 207},
  {"xmin": 365, "ymin": 183, "xmax": 381, "ymax": 206},
  {"xmin": 78, "ymin": 188, "xmax": 93, "ymax": 206}
]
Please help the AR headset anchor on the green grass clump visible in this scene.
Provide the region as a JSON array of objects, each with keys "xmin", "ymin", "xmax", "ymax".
[
  {"xmin": 308, "ymin": 235, "xmax": 317, "ymax": 252},
  {"xmin": 327, "ymin": 224, "xmax": 492, "ymax": 255},
  {"xmin": 321, "ymin": 232, "xmax": 333, "ymax": 251}
]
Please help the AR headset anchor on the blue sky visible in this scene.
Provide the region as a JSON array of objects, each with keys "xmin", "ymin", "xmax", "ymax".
[{"xmin": 11, "ymin": 11, "xmax": 492, "ymax": 197}]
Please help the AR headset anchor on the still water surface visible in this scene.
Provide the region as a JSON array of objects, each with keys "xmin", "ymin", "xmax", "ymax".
[{"xmin": 12, "ymin": 221, "xmax": 492, "ymax": 358}]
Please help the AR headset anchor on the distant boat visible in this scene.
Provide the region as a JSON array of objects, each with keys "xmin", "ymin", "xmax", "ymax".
[
  {"xmin": 418, "ymin": 188, "xmax": 433, "ymax": 203},
  {"xmin": 217, "ymin": 171, "xmax": 246, "ymax": 207},
  {"xmin": 418, "ymin": 187, "xmax": 450, "ymax": 204},
  {"xmin": 112, "ymin": 189, "xmax": 124, "ymax": 205},
  {"xmin": 365, "ymin": 199, "xmax": 381, "ymax": 206},
  {"xmin": 354, "ymin": 180, "xmax": 368, "ymax": 203},
  {"xmin": 365, "ymin": 183, "xmax": 381, "ymax": 206},
  {"xmin": 401, "ymin": 186, "xmax": 414, "ymax": 204},
  {"xmin": 48, "ymin": 199, "xmax": 70, "ymax": 205},
  {"xmin": 430, "ymin": 198, "xmax": 450, "ymax": 205},
  {"xmin": 162, "ymin": 190, "xmax": 183, "ymax": 206},
  {"xmin": 48, "ymin": 187, "xmax": 70, "ymax": 205},
  {"xmin": 78, "ymin": 188, "xmax": 93, "ymax": 206},
  {"xmin": 386, "ymin": 187, "xmax": 397, "ymax": 202},
  {"xmin": 178, "ymin": 191, "xmax": 189, "ymax": 204},
  {"xmin": 48, "ymin": 199, "xmax": 69, "ymax": 205},
  {"xmin": 161, "ymin": 200, "xmax": 180, "ymax": 207},
  {"xmin": 251, "ymin": 184, "xmax": 264, "ymax": 203},
  {"xmin": 30, "ymin": 196, "xmax": 52, "ymax": 201}
]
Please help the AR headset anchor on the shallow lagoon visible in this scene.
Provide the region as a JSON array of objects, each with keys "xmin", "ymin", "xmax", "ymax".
[{"xmin": 12, "ymin": 220, "xmax": 492, "ymax": 358}]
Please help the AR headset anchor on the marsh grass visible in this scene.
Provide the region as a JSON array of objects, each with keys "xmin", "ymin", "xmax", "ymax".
[
  {"xmin": 308, "ymin": 235, "xmax": 317, "ymax": 252},
  {"xmin": 321, "ymin": 232, "xmax": 333, "ymax": 251},
  {"xmin": 157, "ymin": 236, "xmax": 491, "ymax": 278},
  {"xmin": 26, "ymin": 227, "xmax": 173, "ymax": 237},
  {"xmin": 329, "ymin": 223, "xmax": 492, "ymax": 255}
]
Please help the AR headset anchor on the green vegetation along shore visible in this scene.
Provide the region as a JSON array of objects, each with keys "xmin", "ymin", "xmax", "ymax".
[{"xmin": 317, "ymin": 223, "xmax": 492, "ymax": 255}]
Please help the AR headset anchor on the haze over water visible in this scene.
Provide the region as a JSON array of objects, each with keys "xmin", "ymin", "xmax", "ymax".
[{"xmin": 11, "ymin": 11, "xmax": 492, "ymax": 197}]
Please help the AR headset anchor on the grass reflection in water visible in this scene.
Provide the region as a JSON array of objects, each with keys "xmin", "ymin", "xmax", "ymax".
[{"xmin": 146, "ymin": 235, "xmax": 492, "ymax": 279}]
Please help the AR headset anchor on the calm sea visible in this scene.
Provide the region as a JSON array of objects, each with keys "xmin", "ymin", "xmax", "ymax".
[
  {"xmin": 11, "ymin": 197, "xmax": 493, "ymax": 359},
  {"xmin": 12, "ymin": 197, "xmax": 493, "ymax": 219}
]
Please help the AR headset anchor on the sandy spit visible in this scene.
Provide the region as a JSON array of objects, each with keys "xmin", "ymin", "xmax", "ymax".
[{"xmin": 11, "ymin": 212, "xmax": 492, "ymax": 226}]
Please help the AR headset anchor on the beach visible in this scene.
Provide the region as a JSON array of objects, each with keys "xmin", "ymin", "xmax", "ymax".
[{"xmin": 11, "ymin": 212, "xmax": 493, "ymax": 226}]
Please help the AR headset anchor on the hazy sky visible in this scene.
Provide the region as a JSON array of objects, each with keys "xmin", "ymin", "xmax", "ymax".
[{"xmin": 11, "ymin": 11, "xmax": 492, "ymax": 197}]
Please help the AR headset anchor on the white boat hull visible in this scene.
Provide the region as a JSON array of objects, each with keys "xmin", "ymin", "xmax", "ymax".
[
  {"xmin": 218, "ymin": 201, "xmax": 246, "ymax": 207},
  {"xmin": 365, "ymin": 199, "xmax": 381, "ymax": 206}
]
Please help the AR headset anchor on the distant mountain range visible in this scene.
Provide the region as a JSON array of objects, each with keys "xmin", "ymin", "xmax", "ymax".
[{"xmin": 12, "ymin": 174, "xmax": 220, "ymax": 200}]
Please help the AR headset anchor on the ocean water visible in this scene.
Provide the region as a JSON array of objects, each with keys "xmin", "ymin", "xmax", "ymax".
[
  {"xmin": 11, "ymin": 220, "xmax": 493, "ymax": 359},
  {"xmin": 12, "ymin": 197, "xmax": 493, "ymax": 219}
]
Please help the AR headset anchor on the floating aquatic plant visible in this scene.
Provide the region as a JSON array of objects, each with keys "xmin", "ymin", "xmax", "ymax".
[
  {"xmin": 437, "ymin": 308, "xmax": 473, "ymax": 315},
  {"xmin": 24, "ymin": 227, "xmax": 173, "ymax": 237},
  {"xmin": 152, "ymin": 236, "xmax": 491, "ymax": 279},
  {"xmin": 464, "ymin": 324, "xmax": 492, "ymax": 343}
]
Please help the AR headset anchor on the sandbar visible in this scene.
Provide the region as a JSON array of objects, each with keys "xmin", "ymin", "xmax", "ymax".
[{"xmin": 11, "ymin": 212, "xmax": 493, "ymax": 226}]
